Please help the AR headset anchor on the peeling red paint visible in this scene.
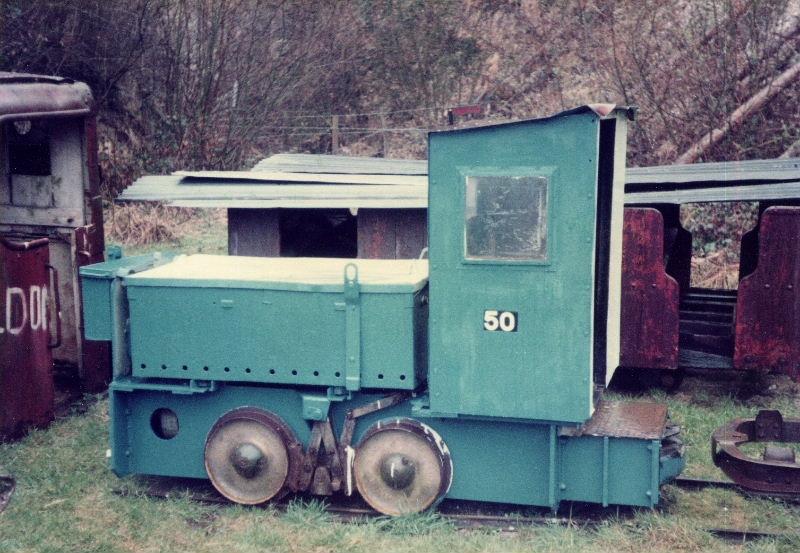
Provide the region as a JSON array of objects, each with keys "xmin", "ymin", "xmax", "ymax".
[
  {"xmin": 620, "ymin": 208, "xmax": 680, "ymax": 370},
  {"xmin": 0, "ymin": 238, "xmax": 55, "ymax": 440},
  {"xmin": 734, "ymin": 207, "xmax": 800, "ymax": 378}
]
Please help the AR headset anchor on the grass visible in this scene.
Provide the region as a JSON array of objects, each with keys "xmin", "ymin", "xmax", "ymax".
[
  {"xmin": 2, "ymin": 376, "xmax": 800, "ymax": 552},
  {"xmin": 104, "ymin": 205, "xmax": 227, "ymax": 257}
]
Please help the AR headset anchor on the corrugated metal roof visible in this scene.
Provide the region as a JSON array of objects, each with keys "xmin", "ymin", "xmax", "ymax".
[
  {"xmin": 120, "ymin": 152, "xmax": 800, "ymax": 208},
  {"xmin": 625, "ymin": 181, "xmax": 800, "ymax": 204},
  {"xmin": 252, "ymin": 153, "xmax": 426, "ymax": 175},
  {"xmin": 119, "ymin": 175, "xmax": 427, "ymax": 208},
  {"xmin": 626, "ymin": 158, "xmax": 800, "ymax": 186},
  {"xmin": 174, "ymin": 170, "xmax": 426, "ymax": 186},
  {"xmin": 625, "ymin": 157, "xmax": 800, "ymax": 204}
]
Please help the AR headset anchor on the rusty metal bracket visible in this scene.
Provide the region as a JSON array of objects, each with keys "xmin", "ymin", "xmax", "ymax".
[
  {"xmin": 0, "ymin": 475, "xmax": 15, "ymax": 513},
  {"xmin": 295, "ymin": 393, "xmax": 409, "ymax": 496},
  {"xmin": 712, "ymin": 410, "xmax": 800, "ymax": 495},
  {"xmin": 298, "ymin": 420, "xmax": 342, "ymax": 495},
  {"xmin": 339, "ymin": 392, "xmax": 410, "ymax": 450},
  {"xmin": 46, "ymin": 264, "xmax": 62, "ymax": 349}
]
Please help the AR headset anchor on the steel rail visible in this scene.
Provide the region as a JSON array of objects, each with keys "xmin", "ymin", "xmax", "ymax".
[{"xmin": 123, "ymin": 477, "xmax": 794, "ymax": 543}]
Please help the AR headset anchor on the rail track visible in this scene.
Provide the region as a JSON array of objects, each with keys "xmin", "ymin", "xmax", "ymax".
[{"xmin": 112, "ymin": 475, "xmax": 798, "ymax": 543}]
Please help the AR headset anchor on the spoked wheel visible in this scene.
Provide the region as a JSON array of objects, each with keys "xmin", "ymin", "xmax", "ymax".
[
  {"xmin": 353, "ymin": 418, "xmax": 453, "ymax": 516},
  {"xmin": 204, "ymin": 407, "xmax": 299, "ymax": 505}
]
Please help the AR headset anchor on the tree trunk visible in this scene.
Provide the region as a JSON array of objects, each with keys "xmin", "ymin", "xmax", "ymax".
[
  {"xmin": 779, "ymin": 136, "xmax": 800, "ymax": 158},
  {"xmin": 675, "ymin": 60, "xmax": 800, "ymax": 164}
]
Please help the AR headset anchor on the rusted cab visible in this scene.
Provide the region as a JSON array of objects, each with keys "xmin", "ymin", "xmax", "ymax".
[{"xmin": 0, "ymin": 73, "xmax": 107, "ymax": 439}]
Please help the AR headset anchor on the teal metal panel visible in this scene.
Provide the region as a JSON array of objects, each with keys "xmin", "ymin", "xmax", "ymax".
[
  {"xmin": 81, "ymin": 276, "xmax": 113, "ymax": 340},
  {"xmin": 110, "ymin": 383, "xmax": 671, "ymax": 509},
  {"xmin": 79, "ymin": 253, "xmax": 172, "ymax": 341},
  {"xmin": 427, "ymin": 113, "xmax": 601, "ymax": 423},
  {"xmin": 110, "ymin": 383, "xmax": 310, "ymax": 478},
  {"xmin": 559, "ymin": 435, "xmax": 657, "ymax": 508},
  {"xmin": 125, "ymin": 282, "xmax": 425, "ymax": 391},
  {"xmin": 430, "ymin": 418, "xmax": 553, "ymax": 506}
]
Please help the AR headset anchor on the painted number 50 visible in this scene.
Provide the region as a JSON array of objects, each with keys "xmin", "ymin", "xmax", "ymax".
[{"xmin": 483, "ymin": 310, "xmax": 518, "ymax": 332}]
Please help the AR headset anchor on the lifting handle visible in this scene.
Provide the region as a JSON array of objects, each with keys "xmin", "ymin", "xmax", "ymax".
[{"xmin": 46, "ymin": 264, "xmax": 62, "ymax": 349}]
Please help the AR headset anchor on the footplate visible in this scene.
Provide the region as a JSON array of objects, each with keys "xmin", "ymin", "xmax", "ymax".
[
  {"xmin": 561, "ymin": 400, "xmax": 685, "ymax": 506},
  {"xmin": 712, "ymin": 410, "xmax": 800, "ymax": 495}
]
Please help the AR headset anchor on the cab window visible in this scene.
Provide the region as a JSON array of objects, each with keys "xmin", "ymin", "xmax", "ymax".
[{"xmin": 465, "ymin": 175, "xmax": 548, "ymax": 261}]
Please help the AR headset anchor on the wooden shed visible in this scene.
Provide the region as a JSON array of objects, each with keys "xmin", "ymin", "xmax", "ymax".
[{"xmin": 121, "ymin": 154, "xmax": 428, "ymax": 260}]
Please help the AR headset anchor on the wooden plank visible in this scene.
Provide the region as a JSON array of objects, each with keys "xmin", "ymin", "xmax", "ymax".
[
  {"xmin": 357, "ymin": 209, "xmax": 427, "ymax": 259},
  {"xmin": 74, "ymin": 224, "xmax": 110, "ymax": 392},
  {"xmin": 679, "ymin": 348, "xmax": 734, "ymax": 370},
  {"xmin": 0, "ymin": 205, "xmax": 84, "ymax": 227},
  {"xmin": 357, "ymin": 210, "xmax": 395, "ymax": 259},
  {"xmin": 734, "ymin": 207, "xmax": 800, "ymax": 377},
  {"xmin": 394, "ymin": 210, "xmax": 427, "ymax": 258},
  {"xmin": 227, "ymin": 208, "xmax": 280, "ymax": 257},
  {"xmin": 619, "ymin": 208, "xmax": 680, "ymax": 370}
]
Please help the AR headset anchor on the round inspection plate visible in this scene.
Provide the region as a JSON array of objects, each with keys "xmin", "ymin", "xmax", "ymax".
[
  {"xmin": 354, "ymin": 419, "xmax": 452, "ymax": 516},
  {"xmin": 205, "ymin": 408, "xmax": 292, "ymax": 505}
]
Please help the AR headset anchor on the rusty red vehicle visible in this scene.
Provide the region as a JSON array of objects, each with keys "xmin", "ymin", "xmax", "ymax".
[{"xmin": 0, "ymin": 72, "xmax": 107, "ymax": 440}]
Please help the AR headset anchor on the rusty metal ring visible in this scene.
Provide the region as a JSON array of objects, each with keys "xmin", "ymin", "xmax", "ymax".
[{"xmin": 712, "ymin": 410, "xmax": 800, "ymax": 495}]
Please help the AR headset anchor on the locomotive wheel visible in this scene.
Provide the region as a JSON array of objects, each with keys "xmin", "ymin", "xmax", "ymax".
[
  {"xmin": 353, "ymin": 419, "xmax": 452, "ymax": 516},
  {"xmin": 204, "ymin": 407, "xmax": 296, "ymax": 505}
]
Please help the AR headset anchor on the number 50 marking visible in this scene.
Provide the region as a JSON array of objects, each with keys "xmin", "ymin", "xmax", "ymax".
[{"xmin": 483, "ymin": 310, "xmax": 518, "ymax": 332}]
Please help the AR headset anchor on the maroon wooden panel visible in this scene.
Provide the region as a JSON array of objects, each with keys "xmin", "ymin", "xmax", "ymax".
[
  {"xmin": 357, "ymin": 209, "xmax": 427, "ymax": 259},
  {"xmin": 657, "ymin": 204, "xmax": 693, "ymax": 292},
  {"xmin": 75, "ymin": 224, "xmax": 110, "ymax": 392},
  {"xmin": 734, "ymin": 207, "xmax": 800, "ymax": 377},
  {"xmin": 0, "ymin": 238, "xmax": 55, "ymax": 440},
  {"xmin": 619, "ymin": 208, "xmax": 680, "ymax": 370},
  {"xmin": 228, "ymin": 208, "xmax": 281, "ymax": 257}
]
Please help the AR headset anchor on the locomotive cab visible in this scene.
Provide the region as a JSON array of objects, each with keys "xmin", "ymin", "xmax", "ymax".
[
  {"xmin": 427, "ymin": 105, "xmax": 630, "ymax": 423},
  {"xmin": 0, "ymin": 73, "xmax": 107, "ymax": 441}
]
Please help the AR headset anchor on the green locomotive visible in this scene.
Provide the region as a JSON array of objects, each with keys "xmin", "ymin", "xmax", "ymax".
[{"xmin": 81, "ymin": 105, "xmax": 684, "ymax": 515}]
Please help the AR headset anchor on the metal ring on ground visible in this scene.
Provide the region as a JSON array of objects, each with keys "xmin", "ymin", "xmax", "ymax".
[
  {"xmin": 205, "ymin": 407, "xmax": 299, "ymax": 505},
  {"xmin": 354, "ymin": 418, "xmax": 453, "ymax": 516},
  {"xmin": 712, "ymin": 409, "xmax": 800, "ymax": 495}
]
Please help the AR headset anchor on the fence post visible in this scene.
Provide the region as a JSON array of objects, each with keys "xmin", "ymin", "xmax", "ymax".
[{"xmin": 331, "ymin": 115, "xmax": 340, "ymax": 154}]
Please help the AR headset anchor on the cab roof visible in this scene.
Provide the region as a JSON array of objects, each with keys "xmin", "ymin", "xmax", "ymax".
[{"xmin": 0, "ymin": 72, "xmax": 93, "ymax": 122}]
